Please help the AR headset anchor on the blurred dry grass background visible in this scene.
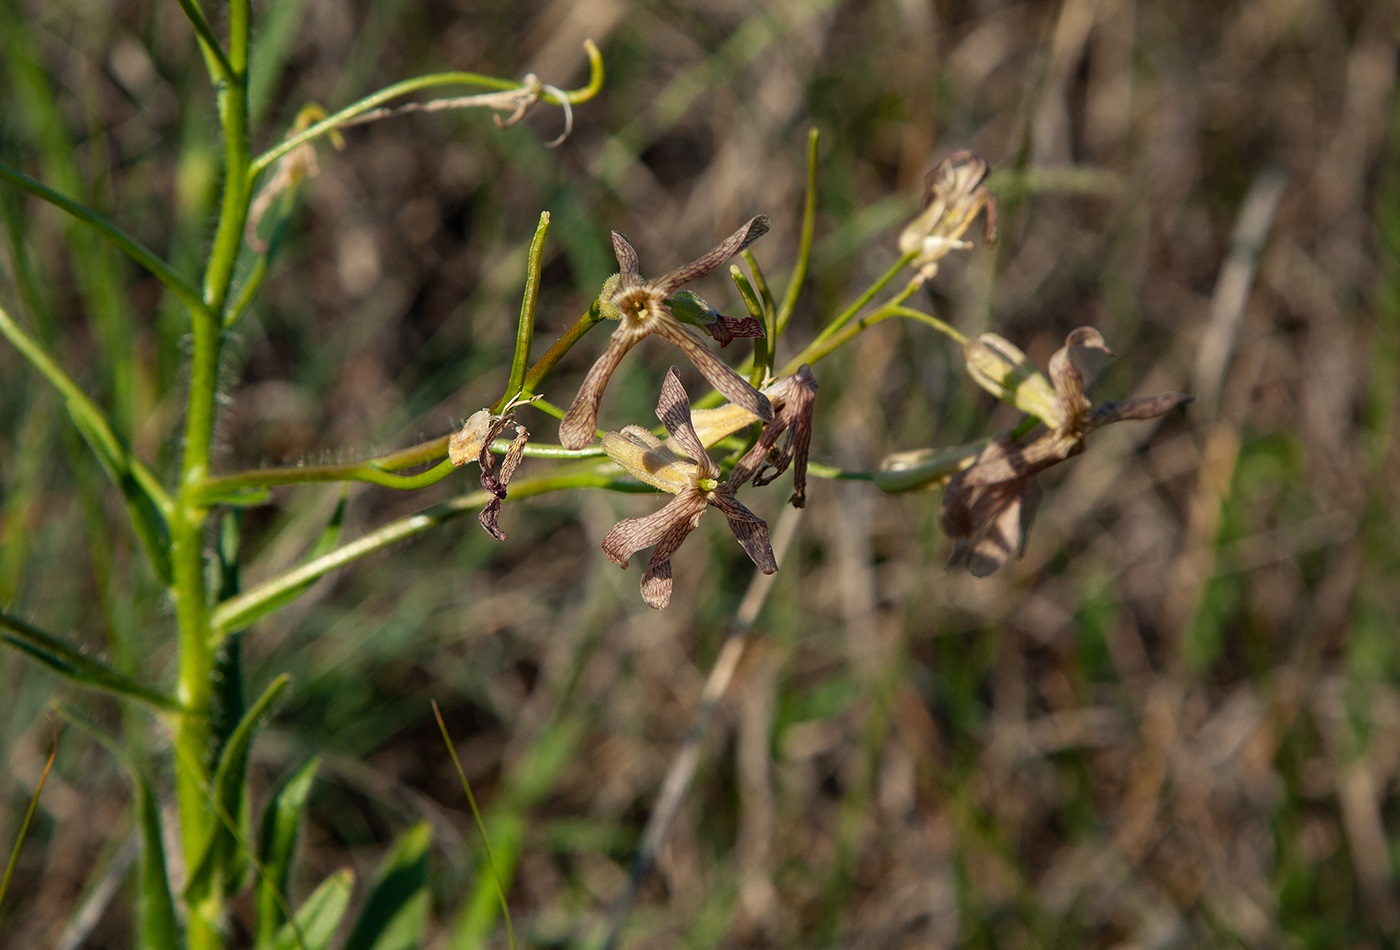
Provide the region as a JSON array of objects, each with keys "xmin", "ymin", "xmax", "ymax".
[{"xmin": 2, "ymin": 0, "xmax": 1399, "ymax": 947}]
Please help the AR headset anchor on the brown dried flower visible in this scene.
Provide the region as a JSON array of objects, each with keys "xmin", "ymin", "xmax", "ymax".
[
  {"xmin": 600, "ymin": 368, "xmax": 777, "ymax": 609},
  {"xmin": 449, "ymin": 406, "xmax": 530, "ymax": 540},
  {"xmin": 942, "ymin": 327, "xmax": 1193, "ymax": 576},
  {"xmin": 899, "ymin": 150, "xmax": 998, "ymax": 285},
  {"xmin": 559, "ymin": 218, "xmax": 774, "ymax": 449}
]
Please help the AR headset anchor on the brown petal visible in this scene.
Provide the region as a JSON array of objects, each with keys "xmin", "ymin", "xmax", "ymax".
[
  {"xmin": 639, "ymin": 553, "xmax": 674, "ymax": 609},
  {"xmin": 708, "ymin": 490, "xmax": 778, "ymax": 574},
  {"xmin": 1090, "ymin": 392, "xmax": 1194, "ymax": 427},
  {"xmin": 559, "ymin": 325, "xmax": 645, "ymax": 449},
  {"xmin": 611, "ymin": 231, "xmax": 640, "ymax": 279},
  {"xmin": 477, "ymin": 421, "xmax": 528, "ymax": 541},
  {"xmin": 947, "ymin": 478, "xmax": 1042, "ymax": 577},
  {"xmin": 1048, "ymin": 328, "xmax": 1106, "ymax": 429},
  {"xmin": 656, "ymin": 215, "xmax": 770, "ymax": 291},
  {"xmin": 706, "ymin": 314, "xmax": 765, "ymax": 347},
  {"xmin": 654, "ymin": 368, "xmax": 717, "ymax": 479},
  {"xmin": 600, "ymin": 492, "xmax": 706, "ymax": 568},
  {"xmin": 651, "ymin": 313, "xmax": 773, "ymax": 422}
]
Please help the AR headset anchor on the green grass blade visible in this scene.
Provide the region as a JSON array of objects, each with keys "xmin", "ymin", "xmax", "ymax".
[
  {"xmin": 341, "ymin": 822, "xmax": 432, "ymax": 950},
  {"xmin": 256, "ymin": 758, "xmax": 322, "ymax": 946},
  {"xmin": 433, "ymin": 702, "xmax": 516, "ymax": 950},
  {"xmin": 269, "ymin": 868, "xmax": 354, "ymax": 950},
  {"xmin": 0, "ymin": 722, "xmax": 56, "ymax": 914},
  {"xmin": 133, "ymin": 751, "xmax": 184, "ymax": 950},
  {"xmin": 0, "ymin": 304, "xmax": 174, "ymax": 583}
]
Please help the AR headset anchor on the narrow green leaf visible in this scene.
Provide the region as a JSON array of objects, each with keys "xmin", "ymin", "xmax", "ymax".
[
  {"xmin": 256, "ymin": 758, "xmax": 322, "ymax": 945},
  {"xmin": 55, "ymin": 708, "xmax": 181, "ymax": 950},
  {"xmin": 0, "ymin": 304, "xmax": 173, "ymax": 584},
  {"xmin": 341, "ymin": 822, "xmax": 432, "ymax": 950},
  {"xmin": 0, "ymin": 609, "xmax": 182, "ymax": 710},
  {"xmin": 133, "ymin": 756, "xmax": 183, "ymax": 950},
  {"xmin": 269, "ymin": 868, "xmax": 354, "ymax": 950},
  {"xmin": 185, "ymin": 675, "xmax": 291, "ymax": 905}
]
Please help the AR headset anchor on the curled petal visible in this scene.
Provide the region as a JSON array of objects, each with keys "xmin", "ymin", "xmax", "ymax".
[
  {"xmin": 559, "ymin": 325, "xmax": 645, "ymax": 449},
  {"xmin": 752, "ymin": 366, "xmax": 817, "ymax": 506},
  {"xmin": 667, "ymin": 290, "xmax": 765, "ymax": 347},
  {"xmin": 656, "ymin": 215, "xmax": 770, "ymax": 291},
  {"xmin": 651, "ymin": 314, "xmax": 773, "ymax": 422},
  {"xmin": 708, "ymin": 491, "xmax": 777, "ymax": 574},
  {"xmin": 1048, "ymin": 327, "xmax": 1111, "ymax": 430}
]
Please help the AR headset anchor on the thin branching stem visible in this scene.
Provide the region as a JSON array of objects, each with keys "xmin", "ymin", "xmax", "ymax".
[{"xmin": 249, "ymin": 41, "xmax": 604, "ymax": 178}]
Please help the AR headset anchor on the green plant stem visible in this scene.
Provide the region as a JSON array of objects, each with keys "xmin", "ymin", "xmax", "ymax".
[
  {"xmin": 521, "ymin": 302, "xmax": 604, "ymax": 396},
  {"xmin": 175, "ymin": 6, "xmax": 252, "ymax": 947},
  {"xmin": 806, "ymin": 251, "xmax": 916, "ymax": 348},
  {"xmin": 209, "ymin": 462, "xmax": 638, "ymax": 636},
  {"xmin": 779, "ymin": 301, "xmax": 961, "ymax": 376}
]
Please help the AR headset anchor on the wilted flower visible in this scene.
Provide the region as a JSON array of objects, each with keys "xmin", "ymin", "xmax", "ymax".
[
  {"xmin": 899, "ymin": 150, "xmax": 998, "ymax": 285},
  {"xmin": 667, "ymin": 290, "xmax": 765, "ymax": 347},
  {"xmin": 942, "ymin": 327, "xmax": 1193, "ymax": 576},
  {"xmin": 735, "ymin": 367, "xmax": 818, "ymax": 507},
  {"xmin": 449, "ymin": 405, "xmax": 530, "ymax": 540},
  {"xmin": 601, "ymin": 368, "xmax": 777, "ymax": 609},
  {"xmin": 559, "ymin": 218, "xmax": 775, "ymax": 449}
]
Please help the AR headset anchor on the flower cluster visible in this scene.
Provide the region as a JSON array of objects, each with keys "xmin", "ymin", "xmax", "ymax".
[{"xmin": 458, "ymin": 150, "xmax": 1190, "ymax": 606}]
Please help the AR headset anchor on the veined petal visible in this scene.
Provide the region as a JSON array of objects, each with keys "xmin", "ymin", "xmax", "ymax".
[
  {"xmin": 656, "ymin": 215, "xmax": 770, "ymax": 291},
  {"xmin": 708, "ymin": 491, "xmax": 778, "ymax": 574},
  {"xmin": 654, "ymin": 367, "xmax": 715, "ymax": 477},
  {"xmin": 601, "ymin": 492, "xmax": 707, "ymax": 569},
  {"xmin": 559, "ymin": 324, "xmax": 645, "ymax": 449},
  {"xmin": 651, "ymin": 314, "xmax": 773, "ymax": 422},
  {"xmin": 611, "ymin": 231, "xmax": 641, "ymax": 280},
  {"xmin": 639, "ymin": 554, "xmax": 674, "ymax": 609}
]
